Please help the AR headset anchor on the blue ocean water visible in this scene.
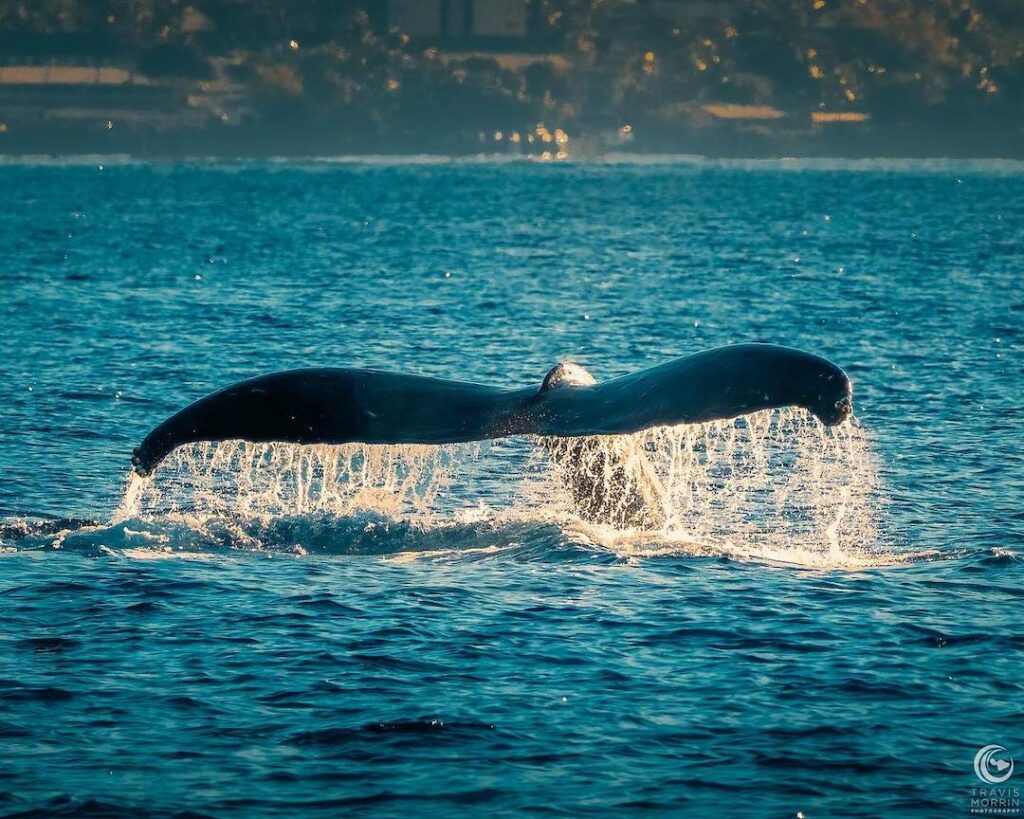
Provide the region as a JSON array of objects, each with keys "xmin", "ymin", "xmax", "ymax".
[{"xmin": 1, "ymin": 157, "xmax": 1022, "ymax": 816}]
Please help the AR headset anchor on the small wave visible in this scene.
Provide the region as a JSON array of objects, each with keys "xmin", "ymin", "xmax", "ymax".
[
  {"xmin": 0, "ymin": 517, "xmax": 98, "ymax": 550},
  {"xmin": 0, "ymin": 796, "xmax": 147, "ymax": 817},
  {"xmin": 0, "ymin": 510, "xmax": 937, "ymax": 570},
  {"xmin": 0, "ymin": 510, "xmax": 586, "ymax": 561},
  {"xmin": 0, "ymin": 685, "xmax": 76, "ymax": 702},
  {"xmin": 553, "ymin": 517, "xmax": 927, "ymax": 569},
  {"xmin": 287, "ymin": 718, "xmax": 496, "ymax": 747},
  {"xmin": 15, "ymin": 637, "xmax": 80, "ymax": 654}
]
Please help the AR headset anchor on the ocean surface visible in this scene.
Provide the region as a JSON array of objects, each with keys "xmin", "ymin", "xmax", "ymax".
[{"xmin": 1, "ymin": 157, "xmax": 1022, "ymax": 817}]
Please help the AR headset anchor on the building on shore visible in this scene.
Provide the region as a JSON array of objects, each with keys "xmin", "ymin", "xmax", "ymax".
[{"xmin": 389, "ymin": 0, "xmax": 550, "ymax": 47}]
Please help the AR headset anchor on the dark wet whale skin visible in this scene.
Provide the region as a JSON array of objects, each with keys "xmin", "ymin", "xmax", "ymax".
[{"xmin": 131, "ymin": 343, "xmax": 852, "ymax": 475}]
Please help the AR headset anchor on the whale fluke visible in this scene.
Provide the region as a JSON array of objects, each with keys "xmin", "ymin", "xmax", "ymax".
[{"xmin": 131, "ymin": 345, "xmax": 854, "ymax": 517}]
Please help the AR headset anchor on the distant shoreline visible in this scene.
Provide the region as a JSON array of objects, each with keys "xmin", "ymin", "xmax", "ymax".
[
  {"xmin": 1, "ymin": 118, "xmax": 1021, "ymax": 163},
  {"xmin": 2, "ymin": 152, "xmax": 1022, "ymax": 166}
]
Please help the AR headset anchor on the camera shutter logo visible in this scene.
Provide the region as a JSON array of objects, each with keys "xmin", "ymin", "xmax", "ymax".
[{"xmin": 975, "ymin": 745, "xmax": 1015, "ymax": 785}]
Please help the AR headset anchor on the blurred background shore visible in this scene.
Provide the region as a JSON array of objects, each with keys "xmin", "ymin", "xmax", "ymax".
[{"xmin": 0, "ymin": 0, "xmax": 1020, "ymax": 158}]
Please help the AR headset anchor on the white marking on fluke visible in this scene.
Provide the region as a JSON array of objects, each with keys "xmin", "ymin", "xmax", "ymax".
[{"xmin": 541, "ymin": 361, "xmax": 598, "ymax": 390}]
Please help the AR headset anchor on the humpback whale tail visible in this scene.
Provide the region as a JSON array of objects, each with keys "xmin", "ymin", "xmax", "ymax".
[{"xmin": 131, "ymin": 344, "xmax": 853, "ymax": 527}]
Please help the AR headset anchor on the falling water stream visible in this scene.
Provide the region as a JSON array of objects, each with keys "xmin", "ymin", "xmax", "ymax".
[{"xmin": 95, "ymin": 408, "xmax": 893, "ymax": 567}]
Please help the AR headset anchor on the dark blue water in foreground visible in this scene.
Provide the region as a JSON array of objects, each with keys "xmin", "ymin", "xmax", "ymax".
[{"xmin": 1, "ymin": 158, "xmax": 1022, "ymax": 817}]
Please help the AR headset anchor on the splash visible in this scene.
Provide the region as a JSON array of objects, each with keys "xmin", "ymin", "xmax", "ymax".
[
  {"xmin": 115, "ymin": 440, "xmax": 461, "ymax": 523},
  {"xmin": 539, "ymin": 409, "xmax": 885, "ymax": 562},
  {"xmin": 106, "ymin": 408, "xmax": 889, "ymax": 565}
]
